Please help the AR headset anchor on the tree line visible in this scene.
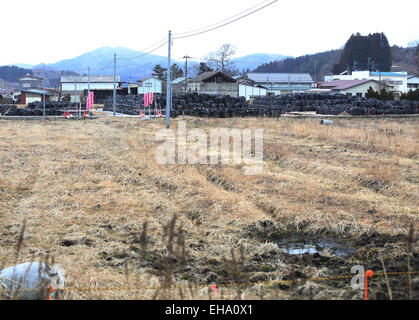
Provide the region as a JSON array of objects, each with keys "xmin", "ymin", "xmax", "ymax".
[{"xmin": 0, "ymin": 65, "xmax": 32, "ymax": 83}]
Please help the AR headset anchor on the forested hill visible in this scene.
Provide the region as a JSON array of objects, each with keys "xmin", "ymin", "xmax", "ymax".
[
  {"xmin": 253, "ymin": 49, "xmax": 342, "ymax": 81},
  {"xmin": 0, "ymin": 65, "xmax": 32, "ymax": 83},
  {"xmin": 254, "ymin": 33, "xmax": 419, "ymax": 80}
]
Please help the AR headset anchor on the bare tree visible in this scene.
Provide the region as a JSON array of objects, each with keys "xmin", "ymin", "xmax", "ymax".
[{"xmin": 204, "ymin": 44, "xmax": 237, "ymax": 73}]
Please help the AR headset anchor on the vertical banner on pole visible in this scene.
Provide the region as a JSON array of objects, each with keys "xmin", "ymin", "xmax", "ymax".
[
  {"xmin": 90, "ymin": 92, "xmax": 94, "ymax": 107},
  {"xmin": 149, "ymin": 92, "xmax": 154, "ymax": 105},
  {"xmin": 144, "ymin": 93, "xmax": 149, "ymax": 108}
]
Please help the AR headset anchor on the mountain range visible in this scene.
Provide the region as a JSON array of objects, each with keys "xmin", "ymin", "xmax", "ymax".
[{"xmin": 13, "ymin": 47, "xmax": 289, "ymax": 82}]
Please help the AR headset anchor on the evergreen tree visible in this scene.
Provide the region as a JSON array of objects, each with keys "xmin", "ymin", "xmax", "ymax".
[
  {"xmin": 198, "ymin": 62, "xmax": 213, "ymax": 74},
  {"xmin": 366, "ymin": 86, "xmax": 378, "ymax": 99},
  {"xmin": 152, "ymin": 64, "xmax": 167, "ymax": 81},
  {"xmin": 333, "ymin": 33, "xmax": 392, "ymax": 74},
  {"xmin": 170, "ymin": 64, "xmax": 184, "ymax": 80}
]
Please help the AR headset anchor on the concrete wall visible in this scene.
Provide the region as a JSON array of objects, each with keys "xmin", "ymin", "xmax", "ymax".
[{"xmin": 199, "ymin": 83, "xmax": 238, "ymax": 97}]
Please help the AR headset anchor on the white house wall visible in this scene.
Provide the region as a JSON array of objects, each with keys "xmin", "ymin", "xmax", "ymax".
[
  {"xmin": 138, "ymin": 78, "xmax": 163, "ymax": 95},
  {"xmin": 239, "ymin": 84, "xmax": 267, "ymax": 100}
]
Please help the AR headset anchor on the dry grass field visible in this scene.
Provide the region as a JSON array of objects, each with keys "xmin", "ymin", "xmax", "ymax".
[{"xmin": 0, "ymin": 116, "xmax": 418, "ymax": 300}]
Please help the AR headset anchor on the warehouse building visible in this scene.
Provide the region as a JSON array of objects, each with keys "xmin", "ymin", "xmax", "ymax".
[
  {"xmin": 247, "ymin": 73, "xmax": 315, "ymax": 95},
  {"xmin": 60, "ymin": 75, "xmax": 120, "ymax": 102}
]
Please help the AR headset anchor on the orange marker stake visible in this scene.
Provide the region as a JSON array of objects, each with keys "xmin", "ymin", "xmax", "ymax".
[
  {"xmin": 47, "ymin": 286, "xmax": 55, "ymax": 300},
  {"xmin": 365, "ymin": 270, "xmax": 374, "ymax": 300}
]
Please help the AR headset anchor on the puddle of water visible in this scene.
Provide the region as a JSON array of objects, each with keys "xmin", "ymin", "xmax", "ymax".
[{"xmin": 278, "ymin": 238, "xmax": 356, "ymax": 257}]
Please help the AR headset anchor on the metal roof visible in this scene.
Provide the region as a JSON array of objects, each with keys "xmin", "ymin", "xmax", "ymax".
[
  {"xmin": 247, "ymin": 73, "xmax": 314, "ymax": 84},
  {"xmin": 21, "ymin": 89, "xmax": 55, "ymax": 95},
  {"xmin": 319, "ymin": 79, "xmax": 388, "ymax": 90},
  {"xmin": 60, "ymin": 75, "xmax": 120, "ymax": 83},
  {"xmin": 19, "ymin": 75, "xmax": 43, "ymax": 81},
  {"xmin": 371, "ymin": 72, "xmax": 407, "ymax": 77},
  {"xmin": 172, "ymin": 77, "xmax": 186, "ymax": 84},
  {"xmin": 408, "ymin": 76, "xmax": 419, "ymax": 84}
]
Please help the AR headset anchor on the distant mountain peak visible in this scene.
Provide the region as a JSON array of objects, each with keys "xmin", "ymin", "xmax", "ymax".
[{"xmin": 9, "ymin": 47, "xmax": 290, "ymax": 82}]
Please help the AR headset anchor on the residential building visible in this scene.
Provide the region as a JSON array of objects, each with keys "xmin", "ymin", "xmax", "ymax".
[
  {"xmin": 325, "ymin": 71, "xmax": 409, "ymax": 96},
  {"xmin": 20, "ymin": 88, "xmax": 59, "ymax": 105},
  {"xmin": 19, "ymin": 74, "xmax": 43, "ymax": 89},
  {"xmin": 171, "ymin": 77, "xmax": 187, "ymax": 94},
  {"xmin": 247, "ymin": 73, "xmax": 314, "ymax": 95},
  {"xmin": 318, "ymin": 80, "xmax": 388, "ymax": 97},
  {"xmin": 137, "ymin": 77, "xmax": 163, "ymax": 95},
  {"xmin": 407, "ymin": 75, "xmax": 419, "ymax": 91},
  {"xmin": 188, "ymin": 71, "xmax": 267, "ymax": 99}
]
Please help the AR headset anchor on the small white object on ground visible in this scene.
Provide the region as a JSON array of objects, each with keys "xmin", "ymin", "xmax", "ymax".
[
  {"xmin": 0, "ymin": 262, "xmax": 64, "ymax": 300},
  {"xmin": 320, "ymin": 120, "xmax": 334, "ymax": 125}
]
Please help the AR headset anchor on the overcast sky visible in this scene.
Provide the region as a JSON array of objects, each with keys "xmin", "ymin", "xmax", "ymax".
[{"xmin": 1, "ymin": 0, "xmax": 418, "ymax": 65}]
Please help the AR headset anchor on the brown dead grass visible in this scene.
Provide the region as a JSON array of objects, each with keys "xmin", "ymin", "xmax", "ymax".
[{"xmin": 0, "ymin": 116, "xmax": 417, "ymax": 299}]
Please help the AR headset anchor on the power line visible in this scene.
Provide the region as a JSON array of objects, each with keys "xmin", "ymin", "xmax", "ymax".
[
  {"xmin": 173, "ymin": 0, "xmax": 272, "ymax": 36},
  {"xmin": 173, "ymin": 0, "xmax": 278, "ymax": 40},
  {"xmin": 117, "ymin": 41, "xmax": 167, "ymax": 61},
  {"xmin": 113, "ymin": 37, "xmax": 167, "ymax": 60}
]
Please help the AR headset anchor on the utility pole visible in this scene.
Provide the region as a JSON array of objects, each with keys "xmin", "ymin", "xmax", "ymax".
[
  {"xmin": 42, "ymin": 65, "xmax": 46, "ymax": 117},
  {"xmin": 87, "ymin": 66, "xmax": 90, "ymax": 102},
  {"xmin": 166, "ymin": 30, "xmax": 172, "ymax": 129},
  {"xmin": 113, "ymin": 53, "xmax": 116, "ymax": 116},
  {"xmin": 183, "ymin": 55, "xmax": 191, "ymax": 93},
  {"xmin": 74, "ymin": 73, "xmax": 78, "ymax": 114}
]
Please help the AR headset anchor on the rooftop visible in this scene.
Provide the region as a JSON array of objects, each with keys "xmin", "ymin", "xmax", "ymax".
[
  {"xmin": 61, "ymin": 75, "xmax": 120, "ymax": 83},
  {"xmin": 371, "ymin": 72, "xmax": 408, "ymax": 77},
  {"xmin": 247, "ymin": 73, "xmax": 314, "ymax": 84},
  {"xmin": 192, "ymin": 71, "xmax": 236, "ymax": 83},
  {"xmin": 319, "ymin": 79, "xmax": 388, "ymax": 90}
]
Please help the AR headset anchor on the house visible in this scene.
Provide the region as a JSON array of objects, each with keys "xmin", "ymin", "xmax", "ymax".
[
  {"xmin": 325, "ymin": 71, "xmax": 409, "ymax": 97},
  {"xmin": 19, "ymin": 74, "xmax": 43, "ymax": 89},
  {"xmin": 318, "ymin": 80, "xmax": 388, "ymax": 97},
  {"xmin": 407, "ymin": 76, "xmax": 419, "ymax": 91},
  {"xmin": 20, "ymin": 89, "xmax": 59, "ymax": 105},
  {"xmin": 171, "ymin": 77, "xmax": 187, "ymax": 94},
  {"xmin": 188, "ymin": 71, "xmax": 267, "ymax": 99},
  {"xmin": 60, "ymin": 75, "xmax": 121, "ymax": 102},
  {"xmin": 188, "ymin": 71, "xmax": 237, "ymax": 96},
  {"xmin": 137, "ymin": 77, "xmax": 163, "ymax": 95},
  {"xmin": 247, "ymin": 73, "xmax": 314, "ymax": 95}
]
